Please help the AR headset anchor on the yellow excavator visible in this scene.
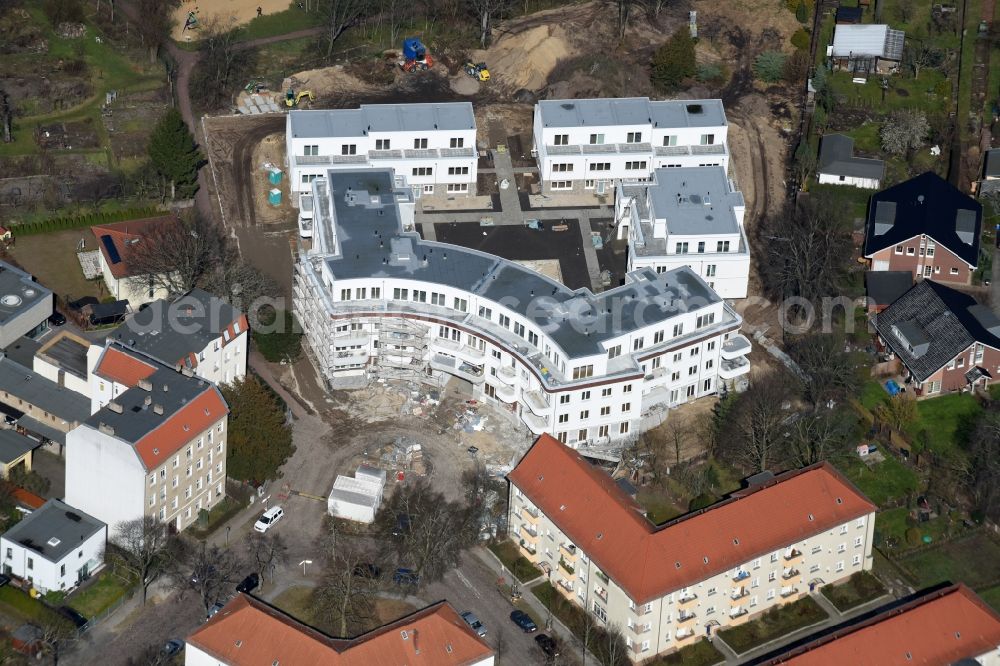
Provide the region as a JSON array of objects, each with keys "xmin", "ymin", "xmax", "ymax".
[
  {"xmin": 464, "ymin": 62, "xmax": 490, "ymax": 82},
  {"xmin": 285, "ymin": 89, "xmax": 315, "ymax": 107}
]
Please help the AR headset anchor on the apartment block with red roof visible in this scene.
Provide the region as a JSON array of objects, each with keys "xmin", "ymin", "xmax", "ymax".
[
  {"xmin": 65, "ymin": 344, "xmax": 229, "ymax": 532},
  {"xmin": 184, "ymin": 594, "xmax": 494, "ymax": 666},
  {"xmin": 766, "ymin": 584, "xmax": 1000, "ymax": 665},
  {"xmin": 506, "ymin": 434, "xmax": 877, "ymax": 661}
]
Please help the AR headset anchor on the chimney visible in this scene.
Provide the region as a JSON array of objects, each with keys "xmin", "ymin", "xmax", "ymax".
[
  {"xmin": 143, "ymin": 396, "xmax": 152, "ymax": 407},
  {"xmin": 108, "ymin": 401, "xmax": 123, "ymax": 414},
  {"xmin": 181, "ymin": 366, "xmax": 194, "ymax": 378},
  {"xmin": 98, "ymin": 422, "xmax": 115, "ymax": 436},
  {"xmin": 138, "ymin": 379, "xmax": 152, "ymax": 391},
  {"xmin": 162, "ymin": 384, "xmax": 169, "ymax": 392},
  {"xmin": 153, "ymin": 404, "xmax": 164, "ymax": 415}
]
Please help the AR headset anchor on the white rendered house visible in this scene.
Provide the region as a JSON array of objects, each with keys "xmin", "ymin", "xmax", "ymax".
[
  {"xmin": 292, "ymin": 170, "xmax": 752, "ymax": 460},
  {"xmin": 287, "ymin": 103, "xmax": 478, "ymax": 237},
  {"xmin": 616, "ymin": 166, "xmax": 750, "ymax": 299},
  {"xmin": 0, "ymin": 499, "xmax": 106, "ymax": 594},
  {"xmin": 533, "ymin": 98, "xmax": 729, "ymax": 195}
]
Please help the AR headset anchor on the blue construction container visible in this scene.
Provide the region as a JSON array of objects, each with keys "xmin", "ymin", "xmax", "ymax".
[
  {"xmin": 268, "ymin": 188, "xmax": 282, "ymax": 206},
  {"xmin": 403, "ymin": 37, "xmax": 426, "ymax": 61},
  {"xmin": 268, "ymin": 168, "xmax": 283, "ymax": 185}
]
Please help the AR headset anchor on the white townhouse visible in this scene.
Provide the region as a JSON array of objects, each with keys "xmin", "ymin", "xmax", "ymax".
[
  {"xmin": 292, "ymin": 170, "xmax": 752, "ymax": 459},
  {"xmin": 616, "ymin": 166, "xmax": 750, "ymax": 299},
  {"xmin": 0, "ymin": 498, "xmax": 106, "ymax": 594},
  {"xmin": 508, "ymin": 435, "xmax": 878, "ymax": 662},
  {"xmin": 286, "ymin": 103, "xmax": 478, "ymax": 233},
  {"xmin": 532, "ymin": 98, "xmax": 729, "ymax": 195}
]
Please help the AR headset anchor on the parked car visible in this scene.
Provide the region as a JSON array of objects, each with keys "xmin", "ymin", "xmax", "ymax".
[
  {"xmin": 352, "ymin": 563, "xmax": 381, "ymax": 579},
  {"xmin": 47, "ymin": 311, "xmax": 66, "ymax": 327},
  {"xmin": 392, "ymin": 568, "xmax": 419, "ymax": 586},
  {"xmin": 535, "ymin": 634, "xmax": 560, "ymax": 659},
  {"xmin": 253, "ymin": 506, "xmax": 284, "ymax": 533},
  {"xmin": 206, "ymin": 601, "xmax": 225, "ymax": 620},
  {"xmin": 460, "ymin": 611, "xmax": 487, "ymax": 638},
  {"xmin": 56, "ymin": 606, "xmax": 87, "ymax": 628},
  {"xmin": 235, "ymin": 573, "xmax": 260, "ymax": 594},
  {"xmin": 509, "ymin": 610, "xmax": 537, "ymax": 633},
  {"xmin": 162, "ymin": 639, "xmax": 185, "ymax": 656}
]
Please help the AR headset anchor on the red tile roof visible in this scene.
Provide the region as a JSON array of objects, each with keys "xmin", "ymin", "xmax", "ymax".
[
  {"xmin": 768, "ymin": 584, "xmax": 1000, "ymax": 665},
  {"xmin": 91, "ymin": 216, "xmax": 177, "ymax": 280},
  {"xmin": 94, "ymin": 346, "xmax": 158, "ymax": 387},
  {"xmin": 508, "ymin": 434, "xmax": 876, "ymax": 604},
  {"xmin": 186, "ymin": 594, "xmax": 494, "ymax": 666},
  {"xmin": 133, "ymin": 387, "xmax": 227, "ymax": 469},
  {"xmin": 11, "ymin": 488, "xmax": 46, "ymax": 511}
]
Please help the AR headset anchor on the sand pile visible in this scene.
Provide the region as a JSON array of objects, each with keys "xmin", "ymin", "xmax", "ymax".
[
  {"xmin": 472, "ymin": 24, "xmax": 574, "ymax": 92},
  {"xmin": 282, "ymin": 65, "xmax": 376, "ymax": 100}
]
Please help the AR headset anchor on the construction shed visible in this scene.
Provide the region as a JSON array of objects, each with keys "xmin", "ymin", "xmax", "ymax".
[{"xmin": 327, "ymin": 465, "xmax": 387, "ymax": 523}]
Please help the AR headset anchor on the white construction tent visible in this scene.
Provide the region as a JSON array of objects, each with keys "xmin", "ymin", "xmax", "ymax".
[{"xmin": 327, "ymin": 465, "xmax": 387, "ymax": 523}]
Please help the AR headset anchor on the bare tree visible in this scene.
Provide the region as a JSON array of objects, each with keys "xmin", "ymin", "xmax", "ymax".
[
  {"xmin": 191, "ymin": 18, "xmax": 259, "ymax": 111},
  {"xmin": 895, "ymin": 0, "xmax": 914, "ymax": 23},
  {"xmin": 35, "ymin": 616, "xmax": 77, "ymax": 666},
  {"xmin": 786, "ymin": 333, "xmax": 861, "ymax": 407},
  {"xmin": 206, "ymin": 247, "xmax": 280, "ymax": 314},
  {"xmin": 244, "ymin": 531, "xmax": 287, "ymax": 585},
  {"xmin": 904, "ymin": 42, "xmax": 943, "ymax": 79},
  {"xmin": 880, "ymin": 109, "xmax": 929, "ymax": 156},
  {"xmin": 605, "ymin": 623, "xmax": 630, "ymax": 666},
  {"xmin": 0, "ymin": 89, "xmax": 12, "ymax": 144},
  {"xmin": 874, "ymin": 394, "xmax": 917, "ymax": 431},
  {"xmin": 132, "ymin": 0, "xmax": 178, "ymax": 62},
  {"xmin": 126, "ymin": 213, "xmax": 224, "ymax": 296},
  {"xmin": 176, "ymin": 543, "xmax": 247, "ymax": 617},
  {"xmin": 105, "ymin": 516, "xmax": 176, "ymax": 605},
  {"xmin": 718, "ymin": 372, "xmax": 793, "ymax": 473},
  {"xmin": 967, "ymin": 411, "xmax": 1000, "ymax": 522},
  {"xmin": 319, "ymin": 0, "xmax": 375, "ymax": 58},
  {"xmin": 786, "ymin": 410, "xmax": 854, "ymax": 467},
  {"xmin": 613, "ymin": 0, "xmax": 635, "ymax": 40},
  {"xmin": 312, "ymin": 521, "xmax": 378, "ymax": 637},
  {"xmin": 468, "ymin": 0, "xmax": 511, "ymax": 48}
]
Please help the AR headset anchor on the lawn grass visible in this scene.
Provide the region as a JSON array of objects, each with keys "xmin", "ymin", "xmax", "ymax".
[
  {"xmin": 809, "ymin": 183, "xmax": 872, "ymax": 223},
  {"xmin": 186, "ymin": 497, "xmax": 244, "ymax": 540},
  {"xmin": 860, "ymin": 379, "xmax": 889, "ymax": 411},
  {"xmin": 838, "ymin": 455, "xmax": 919, "ymax": 507},
  {"xmin": 897, "ymin": 532, "xmax": 1000, "ymax": 589},
  {"xmin": 957, "ymin": 0, "xmax": 984, "ymax": 143},
  {"xmin": 909, "ymin": 393, "xmax": 981, "ymax": 453},
  {"xmin": 8, "ymin": 228, "xmax": 106, "ymax": 301},
  {"xmin": 487, "ymin": 541, "xmax": 545, "ymax": 583},
  {"xmin": 876, "ymin": 506, "xmax": 971, "ymax": 547},
  {"xmin": 66, "ymin": 570, "xmax": 135, "ymax": 618},
  {"xmin": 717, "ymin": 596, "xmax": 828, "ymax": 655},
  {"xmin": 271, "ymin": 585, "xmax": 417, "ymax": 636},
  {"xmin": 979, "ymin": 584, "xmax": 1000, "ymax": 613},
  {"xmin": 636, "ymin": 487, "xmax": 685, "ymax": 525},
  {"xmin": 820, "ymin": 571, "xmax": 886, "ymax": 612},
  {"xmin": 0, "ymin": 586, "xmax": 65, "ymax": 625},
  {"xmin": 651, "ymin": 638, "xmax": 724, "ymax": 665},
  {"xmin": 531, "ymin": 581, "xmax": 627, "ymax": 666},
  {"xmin": 237, "ymin": 6, "xmax": 324, "ymax": 42}
]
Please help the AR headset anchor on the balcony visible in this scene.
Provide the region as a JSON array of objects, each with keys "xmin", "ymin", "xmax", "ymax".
[
  {"xmin": 521, "ymin": 505, "xmax": 539, "ymax": 522},
  {"xmin": 782, "ymin": 568, "xmax": 801, "ymax": 581},
  {"xmin": 729, "ymin": 607, "xmax": 749, "ymax": 620},
  {"xmin": 522, "ymin": 409, "xmax": 549, "ymax": 434},
  {"xmin": 720, "ymin": 357, "xmax": 751, "ymax": 380},
  {"xmin": 430, "ymin": 354, "xmax": 485, "ymax": 384},
  {"xmin": 331, "ymin": 349, "xmax": 367, "ymax": 366},
  {"xmin": 519, "ymin": 541, "xmax": 537, "ymax": 559},
  {"xmin": 494, "ymin": 381, "xmax": 516, "ymax": 403},
  {"xmin": 497, "ymin": 365, "xmax": 517, "ymax": 384},
  {"xmin": 524, "ymin": 390, "xmax": 551, "ymax": 415},
  {"xmin": 629, "ymin": 622, "xmax": 651, "ymax": 635},
  {"xmin": 594, "ymin": 586, "xmax": 609, "ymax": 603},
  {"xmin": 544, "ymin": 142, "xmax": 653, "ymax": 156},
  {"xmin": 557, "ymin": 578, "xmax": 575, "ymax": 596},
  {"xmin": 721, "ymin": 334, "xmax": 752, "ymax": 360},
  {"xmin": 653, "ymin": 143, "xmax": 728, "ymax": 158},
  {"xmin": 730, "ymin": 588, "xmax": 749, "ymax": 603},
  {"xmin": 596, "ymin": 570, "xmax": 610, "ymax": 585},
  {"xmin": 436, "ymin": 337, "xmax": 486, "ymax": 362},
  {"xmin": 677, "ymin": 611, "xmax": 696, "ymax": 624},
  {"xmin": 560, "ymin": 543, "xmax": 577, "ymax": 562},
  {"xmin": 780, "ymin": 587, "xmax": 799, "ymax": 599},
  {"xmin": 558, "ymin": 557, "xmax": 576, "ymax": 576},
  {"xmin": 732, "ymin": 570, "xmax": 751, "ymax": 583},
  {"xmin": 678, "ymin": 592, "xmax": 698, "ymax": 607},
  {"xmin": 675, "ymin": 627, "xmax": 696, "ymax": 641},
  {"xmin": 628, "ymin": 642, "xmax": 651, "ymax": 655},
  {"xmin": 520, "ymin": 525, "xmax": 539, "ymax": 543},
  {"xmin": 784, "ymin": 548, "xmax": 803, "ymax": 563}
]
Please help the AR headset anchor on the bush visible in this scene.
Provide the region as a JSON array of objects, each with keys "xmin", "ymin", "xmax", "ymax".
[
  {"xmin": 696, "ymin": 63, "xmax": 724, "ymax": 83},
  {"xmin": 651, "ymin": 28, "xmax": 697, "ymax": 92},
  {"xmin": 753, "ymin": 51, "xmax": 787, "ymax": 82},
  {"xmin": 791, "ymin": 28, "xmax": 811, "ymax": 50},
  {"xmin": 795, "ymin": 0, "xmax": 809, "ymax": 22},
  {"xmin": 905, "ymin": 526, "xmax": 922, "ymax": 545}
]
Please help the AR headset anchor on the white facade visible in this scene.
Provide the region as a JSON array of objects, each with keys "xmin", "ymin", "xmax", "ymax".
[
  {"xmin": 33, "ymin": 354, "xmax": 89, "ymax": 397},
  {"xmin": 286, "ymin": 103, "xmax": 478, "ymax": 237},
  {"xmin": 97, "ymin": 253, "xmax": 170, "ymax": 308},
  {"xmin": 817, "ymin": 172, "xmax": 881, "ymax": 190},
  {"xmin": 327, "ymin": 466, "xmax": 386, "ymax": 524},
  {"xmin": 533, "ymin": 98, "xmax": 729, "ymax": 194},
  {"xmin": 195, "ymin": 326, "xmax": 247, "ymax": 386},
  {"xmin": 0, "ymin": 508, "xmax": 105, "ymax": 595},
  {"xmin": 293, "ymin": 170, "xmax": 751, "ymax": 460},
  {"xmin": 616, "ymin": 167, "xmax": 750, "ymax": 299},
  {"xmin": 65, "ymin": 426, "xmax": 147, "ymax": 529}
]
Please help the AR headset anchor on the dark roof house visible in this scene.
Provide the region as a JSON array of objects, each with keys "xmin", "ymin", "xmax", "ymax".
[
  {"xmin": 864, "ymin": 172, "xmax": 982, "ymax": 267},
  {"xmin": 0, "ymin": 498, "xmax": 105, "ymax": 565},
  {"xmin": 865, "ymin": 271, "xmax": 913, "ymax": 309},
  {"xmin": 817, "ymin": 134, "xmax": 885, "ymax": 182}
]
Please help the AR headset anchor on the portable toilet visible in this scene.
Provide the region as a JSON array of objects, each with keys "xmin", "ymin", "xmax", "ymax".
[
  {"xmin": 268, "ymin": 188, "xmax": 282, "ymax": 206},
  {"xmin": 268, "ymin": 168, "xmax": 283, "ymax": 185}
]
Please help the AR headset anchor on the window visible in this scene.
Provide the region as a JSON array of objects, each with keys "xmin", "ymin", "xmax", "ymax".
[
  {"xmin": 673, "ymin": 323, "xmax": 684, "ymax": 336},
  {"xmin": 926, "ymin": 243, "xmax": 935, "ymax": 256},
  {"xmin": 303, "ymin": 145, "xmax": 319, "ymax": 156},
  {"xmin": 585, "ymin": 180, "xmax": 596, "ymax": 189},
  {"xmin": 514, "ymin": 322, "xmax": 525, "ymax": 337},
  {"xmin": 703, "ymin": 378, "xmax": 712, "ymax": 391},
  {"xmin": 951, "ymin": 267, "xmax": 960, "ymax": 275},
  {"xmin": 854, "ymin": 536, "xmax": 863, "ymax": 547},
  {"xmin": 671, "ymin": 371, "xmax": 680, "ymax": 381},
  {"xmin": 697, "ymin": 313, "xmax": 715, "ymax": 328},
  {"xmin": 341, "ymin": 144, "xmax": 357, "ymax": 155},
  {"xmin": 393, "ymin": 288, "xmax": 408, "ymax": 300},
  {"xmin": 836, "ymin": 561, "xmax": 845, "ymax": 572},
  {"xmin": 580, "ymin": 410, "xmax": 590, "ymax": 419},
  {"xmin": 621, "ymin": 402, "xmax": 631, "ymax": 412},
  {"xmin": 620, "ymin": 422, "xmax": 630, "ymax": 434},
  {"xmin": 558, "ymin": 414, "xmax": 569, "ymax": 424},
  {"xmin": 700, "ymin": 134, "xmax": 715, "ymax": 145},
  {"xmin": 598, "ymin": 424, "xmax": 609, "ymax": 437},
  {"xmin": 704, "ymin": 360, "xmax": 713, "ymax": 370},
  {"xmin": 633, "ymin": 338, "xmax": 644, "ymax": 351},
  {"xmin": 412, "ymin": 167, "xmax": 433, "ymax": 176},
  {"xmin": 708, "ymin": 341, "xmax": 716, "ymax": 351},
  {"xmin": 447, "ymin": 166, "xmax": 470, "ymax": 175},
  {"xmin": 607, "ymin": 345, "xmax": 621, "ymax": 359},
  {"xmin": 705, "ymin": 265, "xmax": 716, "ymax": 277},
  {"xmin": 600, "ymin": 406, "xmax": 611, "ymax": 416},
  {"xmin": 768, "ymin": 571, "xmax": 776, "ymax": 582},
  {"xmin": 924, "ymin": 265, "xmax": 932, "ymax": 277},
  {"xmin": 450, "ymin": 137, "xmax": 465, "ymax": 148},
  {"xmin": 453, "ymin": 298, "xmax": 468, "ymax": 312},
  {"xmin": 551, "ymin": 181, "xmax": 572, "ymax": 190},
  {"xmin": 717, "ymin": 240, "xmax": 730, "ymax": 252},
  {"xmin": 627, "ymin": 132, "xmax": 642, "ymax": 143},
  {"xmin": 554, "ymin": 134, "xmax": 569, "ymax": 145},
  {"xmin": 623, "ymin": 384, "xmax": 632, "ymax": 393},
  {"xmin": 60, "ymin": 564, "xmax": 65, "ymax": 577},
  {"xmin": 552, "ymin": 163, "xmax": 574, "ymax": 172},
  {"xmin": 589, "ymin": 133, "xmax": 605, "ymax": 145},
  {"xmin": 853, "ymin": 554, "xmax": 862, "ymax": 566},
  {"xmin": 766, "ymin": 589, "xmax": 775, "ymax": 600},
  {"xmin": 581, "ymin": 390, "xmax": 591, "ymax": 400},
  {"xmin": 907, "ymin": 247, "xmax": 916, "ymax": 255},
  {"xmin": 653, "ymin": 331, "xmax": 664, "ymax": 344},
  {"xmin": 414, "ymin": 138, "xmax": 428, "ymax": 149},
  {"xmin": 663, "ymin": 135, "xmax": 678, "ymax": 146},
  {"xmin": 688, "ymin": 365, "xmax": 698, "ymax": 376},
  {"xmin": 560, "ymin": 395, "xmax": 570, "ymax": 404},
  {"xmin": 676, "ymin": 242, "xmax": 689, "ymax": 254},
  {"xmin": 573, "ymin": 365, "xmax": 594, "ymax": 380},
  {"xmin": 589, "ymin": 162, "xmax": 611, "ymax": 171},
  {"xmin": 601, "ymin": 388, "xmax": 612, "ymax": 397},
  {"xmin": 375, "ymin": 139, "xmax": 391, "ymax": 150},
  {"xmin": 27, "ymin": 558, "xmax": 33, "ymax": 571},
  {"xmin": 625, "ymin": 160, "xmax": 647, "ymax": 170},
  {"xmin": 593, "ymin": 602, "xmax": 607, "ymax": 622}
]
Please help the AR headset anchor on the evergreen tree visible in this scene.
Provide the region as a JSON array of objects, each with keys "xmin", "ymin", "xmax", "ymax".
[
  {"xmin": 651, "ymin": 28, "xmax": 696, "ymax": 92},
  {"xmin": 148, "ymin": 108, "xmax": 202, "ymax": 200},
  {"xmin": 221, "ymin": 376, "xmax": 295, "ymax": 484},
  {"xmin": 795, "ymin": 0, "xmax": 809, "ymax": 23}
]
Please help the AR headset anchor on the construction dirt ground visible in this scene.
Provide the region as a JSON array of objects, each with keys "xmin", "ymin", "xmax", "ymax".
[{"xmin": 172, "ymin": 0, "xmax": 295, "ymax": 41}]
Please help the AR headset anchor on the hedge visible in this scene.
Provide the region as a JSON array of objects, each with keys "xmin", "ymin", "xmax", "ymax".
[{"xmin": 10, "ymin": 207, "xmax": 163, "ymax": 237}]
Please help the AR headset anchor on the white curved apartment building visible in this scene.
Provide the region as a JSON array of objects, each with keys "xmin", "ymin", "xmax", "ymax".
[{"xmin": 292, "ymin": 170, "xmax": 752, "ymax": 457}]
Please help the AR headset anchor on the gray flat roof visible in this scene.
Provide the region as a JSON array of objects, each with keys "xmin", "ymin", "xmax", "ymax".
[
  {"xmin": 2, "ymin": 498, "xmax": 104, "ymax": 564},
  {"xmin": 110, "ymin": 289, "xmax": 242, "ymax": 368},
  {"xmin": 36, "ymin": 335, "xmax": 89, "ymax": 380},
  {"xmin": 317, "ymin": 170, "xmax": 723, "ymax": 359},
  {"xmin": 817, "ymin": 134, "xmax": 885, "ymax": 180},
  {"xmin": 16, "ymin": 416, "xmax": 67, "ymax": 445},
  {"xmin": 0, "ymin": 262, "xmax": 50, "ymax": 326},
  {"xmin": 289, "ymin": 103, "xmax": 476, "ymax": 139},
  {"xmin": 0, "ymin": 429, "xmax": 38, "ymax": 464},
  {"xmin": 648, "ymin": 166, "xmax": 743, "ymax": 236},
  {"xmin": 538, "ymin": 98, "xmax": 726, "ymax": 129},
  {"xmin": 0, "ymin": 357, "xmax": 90, "ymax": 424}
]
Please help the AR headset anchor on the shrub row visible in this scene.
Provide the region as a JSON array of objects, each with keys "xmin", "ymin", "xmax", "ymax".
[{"xmin": 11, "ymin": 207, "xmax": 162, "ymax": 237}]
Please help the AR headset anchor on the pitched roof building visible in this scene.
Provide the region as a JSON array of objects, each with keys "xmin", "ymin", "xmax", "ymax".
[
  {"xmin": 767, "ymin": 584, "xmax": 1000, "ymax": 665},
  {"xmin": 91, "ymin": 216, "xmax": 179, "ymax": 307},
  {"xmin": 185, "ymin": 595, "xmax": 495, "ymax": 665},
  {"xmin": 816, "ymin": 134, "xmax": 885, "ymax": 189},
  {"xmin": 873, "ymin": 279, "xmax": 1000, "ymax": 395},
  {"xmin": 506, "ymin": 434, "xmax": 877, "ymax": 659}
]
